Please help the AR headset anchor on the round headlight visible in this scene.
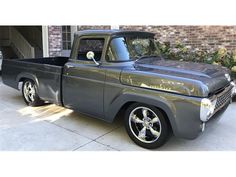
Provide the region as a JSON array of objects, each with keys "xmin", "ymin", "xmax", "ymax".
[
  {"xmin": 225, "ymin": 74, "xmax": 231, "ymax": 82},
  {"xmin": 200, "ymin": 98, "xmax": 217, "ymax": 122}
]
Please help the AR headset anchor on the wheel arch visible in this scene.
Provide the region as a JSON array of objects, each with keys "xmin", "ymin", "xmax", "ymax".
[{"xmin": 16, "ymin": 72, "xmax": 39, "ymax": 90}]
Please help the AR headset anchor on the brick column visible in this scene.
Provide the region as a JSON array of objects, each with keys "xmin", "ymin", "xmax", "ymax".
[{"xmin": 48, "ymin": 26, "xmax": 62, "ymax": 57}]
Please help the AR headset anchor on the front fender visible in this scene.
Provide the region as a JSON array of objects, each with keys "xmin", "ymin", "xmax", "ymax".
[{"xmin": 105, "ymin": 89, "xmax": 178, "ymax": 136}]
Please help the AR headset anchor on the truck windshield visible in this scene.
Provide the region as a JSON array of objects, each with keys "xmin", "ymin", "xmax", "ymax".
[{"xmin": 107, "ymin": 36, "xmax": 157, "ymax": 62}]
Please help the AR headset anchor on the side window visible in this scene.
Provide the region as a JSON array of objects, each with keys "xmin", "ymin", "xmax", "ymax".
[
  {"xmin": 106, "ymin": 46, "xmax": 116, "ymax": 61},
  {"xmin": 77, "ymin": 38, "xmax": 105, "ymax": 61}
]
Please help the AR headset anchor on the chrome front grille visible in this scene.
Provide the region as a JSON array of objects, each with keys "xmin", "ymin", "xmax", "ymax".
[{"xmin": 214, "ymin": 86, "xmax": 232, "ymax": 112}]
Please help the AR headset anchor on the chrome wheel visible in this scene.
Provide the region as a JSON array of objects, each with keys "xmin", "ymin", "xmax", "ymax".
[
  {"xmin": 23, "ymin": 81, "xmax": 36, "ymax": 103},
  {"xmin": 128, "ymin": 106, "xmax": 162, "ymax": 144}
]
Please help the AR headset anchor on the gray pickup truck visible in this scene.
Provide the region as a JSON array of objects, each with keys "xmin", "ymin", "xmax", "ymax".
[{"xmin": 2, "ymin": 30, "xmax": 236, "ymax": 149}]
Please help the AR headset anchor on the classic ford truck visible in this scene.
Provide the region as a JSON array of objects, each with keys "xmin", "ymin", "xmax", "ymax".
[{"xmin": 2, "ymin": 30, "xmax": 236, "ymax": 149}]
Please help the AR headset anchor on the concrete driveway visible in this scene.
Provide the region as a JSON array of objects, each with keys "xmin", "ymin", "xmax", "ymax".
[{"xmin": 0, "ymin": 77, "xmax": 236, "ymax": 151}]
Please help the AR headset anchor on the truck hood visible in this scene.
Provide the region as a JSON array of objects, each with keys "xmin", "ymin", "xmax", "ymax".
[{"xmin": 120, "ymin": 58, "xmax": 230, "ymax": 97}]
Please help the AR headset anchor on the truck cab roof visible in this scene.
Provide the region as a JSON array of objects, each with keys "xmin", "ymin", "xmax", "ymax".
[{"xmin": 74, "ymin": 30, "xmax": 155, "ymax": 37}]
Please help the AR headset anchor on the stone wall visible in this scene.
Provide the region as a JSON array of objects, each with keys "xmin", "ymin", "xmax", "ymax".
[{"xmin": 120, "ymin": 25, "xmax": 236, "ymax": 51}]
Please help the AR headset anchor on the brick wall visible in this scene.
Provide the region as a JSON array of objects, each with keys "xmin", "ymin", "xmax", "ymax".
[
  {"xmin": 120, "ymin": 25, "xmax": 236, "ymax": 51},
  {"xmin": 47, "ymin": 26, "xmax": 110, "ymax": 56},
  {"xmin": 48, "ymin": 26, "xmax": 62, "ymax": 57},
  {"xmin": 47, "ymin": 25, "xmax": 236, "ymax": 57}
]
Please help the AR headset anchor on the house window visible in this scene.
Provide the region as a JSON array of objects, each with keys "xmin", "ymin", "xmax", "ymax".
[{"xmin": 62, "ymin": 26, "xmax": 71, "ymax": 50}]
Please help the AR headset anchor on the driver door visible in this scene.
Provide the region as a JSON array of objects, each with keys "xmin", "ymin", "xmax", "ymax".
[{"xmin": 62, "ymin": 37, "xmax": 106, "ymax": 118}]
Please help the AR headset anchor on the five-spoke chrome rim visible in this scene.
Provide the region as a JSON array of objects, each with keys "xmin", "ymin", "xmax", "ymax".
[
  {"xmin": 129, "ymin": 106, "xmax": 162, "ymax": 143},
  {"xmin": 23, "ymin": 81, "xmax": 36, "ymax": 103}
]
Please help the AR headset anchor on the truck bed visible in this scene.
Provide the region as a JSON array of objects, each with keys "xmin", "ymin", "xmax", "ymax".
[
  {"xmin": 20, "ymin": 57, "xmax": 69, "ymax": 67},
  {"xmin": 2, "ymin": 57, "xmax": 69, "ymax": 105}
]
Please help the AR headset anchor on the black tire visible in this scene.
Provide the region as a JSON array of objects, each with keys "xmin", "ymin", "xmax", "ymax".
[
  {"xmin": 22, "ymin": 79, "xmax": 44, "ymax": 107},
  {"xmin": 124, "ymin": 103, "xmax": 170, "ymax": 149}
]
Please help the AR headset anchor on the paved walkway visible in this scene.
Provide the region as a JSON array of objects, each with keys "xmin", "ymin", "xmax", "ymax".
[{"xmin": 0, "ymin": 79, "xmax": 236, "ymax": 151}]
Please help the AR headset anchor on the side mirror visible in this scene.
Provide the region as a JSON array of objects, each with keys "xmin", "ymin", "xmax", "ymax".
[{"xmin": 86, "ymin": 51, "xmax": 99, "ymax": 66}]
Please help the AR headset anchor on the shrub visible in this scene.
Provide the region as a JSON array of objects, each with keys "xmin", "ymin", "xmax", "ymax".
[{"xmin": 154, "ymin": 40, "xmax": 236, "ymax": 75}]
